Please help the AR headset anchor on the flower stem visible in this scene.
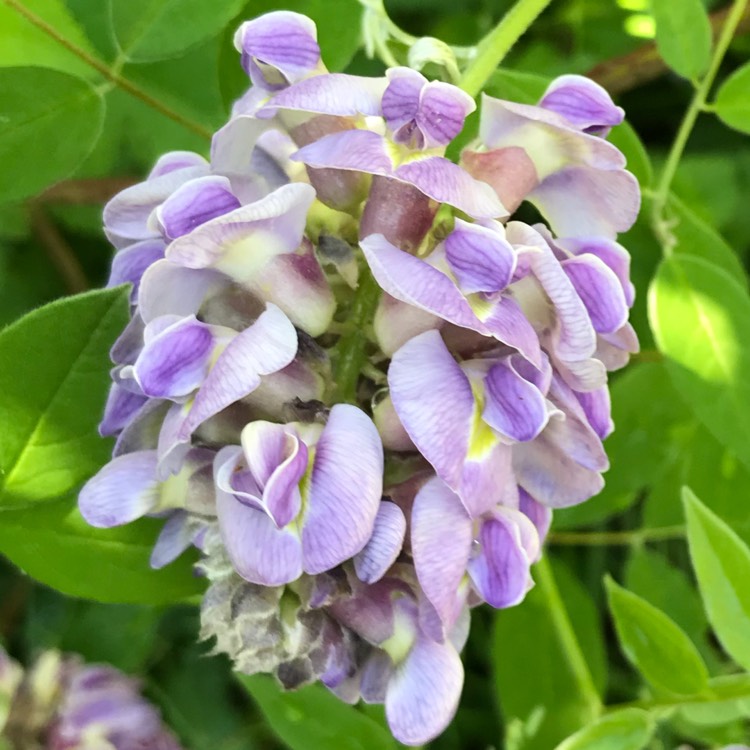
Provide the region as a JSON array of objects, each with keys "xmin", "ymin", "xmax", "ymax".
[
  {"xmin": 458, "ymin": 0, "xmax": 555, "ymax": 97},
  {"xmin": 3, "ymin": 0, "xmax": 213, "ymax": 140},
  {"xmin": 331, "ymin": 268, "xmax": 381, "ymax": 404},
  {"xmin": 534, "ymin": 556, "xmax": 602, "ymax": 715},
  {"xmin": 651, "ymin": 0, "xmax": 748, "ymax": 254}
]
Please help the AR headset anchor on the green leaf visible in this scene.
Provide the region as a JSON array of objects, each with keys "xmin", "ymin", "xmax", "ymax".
[
  {"xmin": 239, "ymin": 674, "xmax": 397, "ymax": 750},
  {"xmin": 0, "ymin": 67, "xmax": 104, "ymax": 202},
  {"xmin": 0, "ymin": 288, "xmax": 127, "ymax": 508},
  {"xmin": 648, "ymin": 255, "xmax": 750, "ymax": 472},
  {"xmin": 683, "ymin": 487, "xmax": 750, "ymax": 670},
  {"xmin": 0, "ymin": 0, "xmax": 98, "ymax": 77},
  {"xmin": 109, "ymin": 0, "xmax": 247, "ymax": 62},
  {"xmin": 715, "ymin": 62, "xmax": 750, "ymax": 135},
  {"xmin": 605, "ymin": 576, "xmax": 709, "ymax": 696},
  {"xmin": 493, "ymin": 560, "xmax": 604, "ymax": 750},
  {"xmin": 553, "ymin": 709, "xmax": 655, "ymax": 750},
  {"xmin": 241, "ymin": 0, "xmax": 362, "ymax": 72},
  {"xmin": 0, "ymin": 496, "xmax": 203, "ymax": 604},
  {"xmin": 668, "ymin": 194, "xmax": 748, "ymax": 287},
  {"xmin": 650, "ymin": 0, "xmax": 712, "ymax": 80}
]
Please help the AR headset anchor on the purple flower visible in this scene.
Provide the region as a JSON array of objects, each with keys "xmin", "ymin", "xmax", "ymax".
[
  {"xmin": 461, "ymin": 74, "xmax": 639, "ymax": 238},
  {"xmin": 214, "ymin": 404, "xmax": 384, "ymax": 585}
]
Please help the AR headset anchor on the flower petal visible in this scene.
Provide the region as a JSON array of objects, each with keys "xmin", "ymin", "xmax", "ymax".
[
  {"xmin": 107, "ymin": 239, "xmax": 165, "ymax": 301},
  {"xmin": 99, "ymin": 383, "xmax": 148, "ymax": 437},
  {"xmin": 178, "ymin": 304, "xmax": 298, "ymax": 440},
  {"xmin": 539, "ymin": 74, "xmax": 624, "ymax": 136},
  {"xmin": 394, "ymin": 157, "xmax": 506, "ymax": 219},
  {"xmin": 385, "ymin": 634, "xmax": 463, "ymax": 746},
  {"xmin": 482, "ymin": 359, "xmax": 549, "ymax": 442},
  {"xmin": 373, "ymin": 293, "xmax": 440, "ymax": 358},
  {"xmin": 388, "ymin": 331, "xmax": 472, "ymax": 497},
  {"xmin": 156, "ymin": 175, "xmax": 241, "ymax": 240},
  {"xmin": 444, "ymin": 219, "xmax": 516, "ymax": 294},
  {"xmin": 301, "ymin": 404, "xmax": 384, "ymax": 574},
  {"xmin": 149, "ymin": 511, "xmax": 195, "ymax": 569},
  {"xmin": 411, "ymin": 477, "xmax": 471, "ymax": 628},
  {"xmin": 234, "ymin": 11, "xmax": 321, "ymax": 87},
  {"xmin": 417, "ymin": 81, "xmax": 475, "ymax": 148},
  {"xmin": 468, "ymin": 510, "xmax": 536, "ymax": 608},
  {"xmin": 263, "ymin": 73, "xmax": 386, "ymax": 116},
  {"xmin": 292, "ymin": 129, "xmax": 394, "ymax": 175},
  {"xmin": 79, "ymin": 451, "xmax": 159, "ymax": 527},
  {"xmin": 354, "ymin": 501, "xmax": 407, "ymax": 583},
  {"xmin": 382, "ymin": 67, "xmax": 424, "ymax": 134},
  {"xmin": 133, "ymin": 316, "xmax": 216, "ymax": 399}
]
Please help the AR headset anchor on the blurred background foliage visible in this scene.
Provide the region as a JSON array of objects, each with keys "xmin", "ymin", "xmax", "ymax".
[{"xmin": 1, "ymin": 0, "xmax": 750, "ymax": 748}]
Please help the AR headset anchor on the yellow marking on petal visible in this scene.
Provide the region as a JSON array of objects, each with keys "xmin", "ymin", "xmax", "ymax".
[
  {"xmin": 467, "ymin": 292, "xmax": 494, "ymax": 321},
  {"xmin": 381, "ymin": 600, "xmax": 417, "ymax": 664},
  {"xmin": 215, "ymin": 229, "xmax": 288, "ymax": 283},
  {"xmin": 467, "ymin": 381, "xmax": 499, "ymax": 461}
]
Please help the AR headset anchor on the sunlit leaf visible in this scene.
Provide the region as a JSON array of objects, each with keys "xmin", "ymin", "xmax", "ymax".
[
  {"xmin": 0, "ymin": 496, "xmax": 203, "ymax": 604},
  {"xmin": 715, "ymin": 62, "xmax": 750, "ymax": 135},
  {"xmin": 605, "ymin": 576, "xmax": 709, "ymax": 696},
  {"xmin": 0, "ymin": 67, "xmax": 105, "ymax": 202},
  {"xmin": 650, "ymin": 0, "xmax": 712, "ymax": 80},
  {"xmin": 553, "ymin": 708, "xmax": 655, "ymax": 750},
  {"xmin": 0, "ymin": 288, "xmax": 128, "ymax": 508},
  {"xmin": 683, "ymin": 488, "xmax": 750, "ymax": 670},
  {"xmin": 648, "ymin": 255, "xmax": 750, "ymax": 471}
]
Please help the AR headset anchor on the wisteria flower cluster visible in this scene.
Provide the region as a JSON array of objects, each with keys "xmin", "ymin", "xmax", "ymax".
[
  {"xmin": 79, "ymin": 10, "xmax": 639, "ymax": 745},
  {"xmin": 0, "ymin": 647, "xmax": 181, "ymax": 749}
]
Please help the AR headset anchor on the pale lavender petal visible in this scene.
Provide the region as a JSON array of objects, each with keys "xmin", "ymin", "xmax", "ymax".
[
  {"xmin": 458, "ymin": 440, "xmax": 515, "ymax": 518},
  {"xmin": 79, "ymin": 451, "xmax": 159, "ymax": 527},
  {"xmin": 513, "ymin": 425, "xmax": 605, "ymax": 508},
  {"xmin": 177, "ymin": 304, "xmax": 298, "ymax": 440},
  {"xmin": 411, "ymin": 477, "xmax": 471, "ymax": 628},
  {"xmin": 417, "ymin": 81, "xmax": 475, "ymax": 148},
  {"xmin": 156, "ymin": 176, "xmax": 240, "ymax": 240},
  {"xmin": 468, "ymin": 510, "xmax": 535, "ymax": 608},
  {"xmin": 354, "ymin": 501, "xmax": 407, "ymax": 583},
  {"xmin": 518, "ymin": 487, "xmax": 552, "ymax": 549},
  {"xmin": 373, "ymin": 293, "xmax": 440, "ymax": 358},
  {"xmin": 241, "ymin": 421, "xmax": 307, "ymax": 528},
  {"xmin": 234, "ymin": 11, "xmax": 320, "ymax": 87},
  {"xmin": 156, "ymin": 402, "xmax": 191, "ymax": 480},
  {"xmin": 301, "ymin": 405, "xmax": 384, "ymax": 573},
  {"xmin": 539, "ymin": 75, "xmax": 624, "ymax": 136},
  {"xmin": 556, "ymin": 236, "xmax": 634, "ymax": 307},
  {"xmin": 214, "ymin": 445, "xmax": 261, "ymax": 507},
  {"xmin": 388, "ymin": 331, "xmax": 473, "ymax": 498},
  {"xmin": 216, "ymin": 482, "xmax": 303, "ymax": 586},
  {"xmin": 292, "ymin": 129, "xmax": 394, "ymax": 175},
  {"xmin": 133, "ymin": 316, "xmax": 215, "ymax": 399},
  {"xmin": 529, "ymin": 166, "xmax": 640, "ymax": 238},
  {"xmin": 360, "ymin": 651, "xmax": 394, "ymax": 704},
  {"xmin": 523, "ymin": 236, "xmax": 597, "ymax": 361},
  {"xmin": 166, "ymin": 183, "xmax": 316, "ymax": 273},
  {"xmin": 138, "ymin": 261, "xmax": 227, "ymax": 324},
  {"xmin": 386, "ymin": 635, "xmax": 463, "ymax": 746},
  {"xmin": 363, "ymin": 234, "xmax": 539, "ymax": 363},
  {"xmin": 99, "ymin": 383, "xmax": 147, "ymax": 437},
  {"xmin": 110, "ymin": 312, "xmax": 145, "ymax": 365},
  {"xmin": 373, "ymin": 391, "xmax": 416, "ymax": 451},
  {"xmin": 394, "ymin": 157, "xmax": 506, "ymax": 219},
  {"xmin": 444, "ymin": 219, "xmax": 516, "ymax": 294},
  {"xmin": 482, "ymin": 360, "xmax": 549, "ymax": 442},
  {"xmin": 575, "ymin": 385, "xmax": 613, "ymax": 439},
  {"xmin": 562, "ymin": 254, "xmax": 629, "ymax": 334},
  {"xmin": 103, "ymin": 164, "xmax": 207, "ymax": 247},
  {"xmin": 210, "ymin": 116, "xmax": 275, "ymax": 190},
  {"xmin": 263, "ymin": 74, "xmax": 386, "ymax": 116},
  {"xmin": 107, "ymin": 239, "xmax": 165, "ymax": 300},
  {"xmin": 381, "ymin": 68, "xmax": 424, "ymax": 133},
  {"xmin": 114, "ymin": 399, "xmax": 169, "ymax": 457},
  {"xmin": 597, "ymin": 322, "xmax": 639, "ymax": 370},
  {"xmin": 149, "ymin": 511, "xmax": 194, "ymax": 568},
  {"xmin": 149, "ymin": 151, "xmax": 207, "ymax": 178}
]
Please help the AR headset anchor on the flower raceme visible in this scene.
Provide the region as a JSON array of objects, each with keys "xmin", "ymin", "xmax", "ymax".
[{"xmin": 78, "ymin": 10, "xmax": 640, "ymax": 745}]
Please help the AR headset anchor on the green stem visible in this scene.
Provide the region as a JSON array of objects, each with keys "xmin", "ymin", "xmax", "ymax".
[
  {"xmin": 458, "ymin": 0, "xmax": 555, "ymax": 97},
  {"xmin": 548, "ymin": 525, "xmax": 686, "ymax": 547},
  {"xmin": 3, "ymin": 0, "xmax": 212, "ymax": 140},
  {"xmin": 535, "ymin": 557, "xmax": 602, "ymax": 714},
  {"xmin": 651, "ymin": 0, "xmax": 748, "ymax": 253},
  {"xmin": 331, "ymin": 269, "xmax": 381, "ymax": 404}
]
